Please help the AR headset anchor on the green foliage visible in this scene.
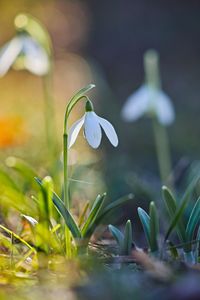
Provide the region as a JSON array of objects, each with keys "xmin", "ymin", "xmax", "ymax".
[
  {"xmin": 162, "ymin": 186, "xmax": 186, "ymax": 243},
  {"xmin": 109, "ymin": 220, "xmax": 133, "ymax": 255},
  {"xmin": 164, "ymin": 175, "xmax": 200, "ymax": 242},
  {"xmin": 36, "ymin": 177, "xmax": 132, "ymax": 251},
  {"xmin": 138, "ymin": 201, "xmax": 159, "ymax": 254},
  {"xmin": 162, "ymin": 180, "xmax": 200, "ymax": 262}
]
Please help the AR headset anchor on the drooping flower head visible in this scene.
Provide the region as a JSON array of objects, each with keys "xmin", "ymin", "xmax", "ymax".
[
  {"xmin": 122, "ymin": 50, "xmax": 175, "ymax": 126},
  {"xmin": 122, "ymin": 84, "xmax": 175, "ymax": 126},
  {"xmin": 68, "ymin": 100, "xmax": 119, "ymax": 149},
  {"xmin": 0, "ymin": 13, "xmax": 50, "ymax": 77}
]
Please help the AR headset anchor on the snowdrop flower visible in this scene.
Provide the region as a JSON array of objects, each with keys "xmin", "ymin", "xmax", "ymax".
[
  {"xmin": 121, "ymin": 84, "xmax": 175, "ymax": 126},
  {"xmin": 68, "ymin": 100, "xmax": 119, "ymax": 149},
  {"xmin": 0, "ymin": 33, "xmax": 49, "ymax": 77}
]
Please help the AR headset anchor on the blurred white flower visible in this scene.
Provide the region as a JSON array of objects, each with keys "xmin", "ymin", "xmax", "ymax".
[
  {"xmin": 0, "ymin": 34, "xmax": 49, "ymax": 77},
  {"xmin": 121, "ymin": 84, "xmax": 175, "ymax": 126},
  {"xmin": 68, "ymin": 101, "xmax": 119, "ymax": 149}
]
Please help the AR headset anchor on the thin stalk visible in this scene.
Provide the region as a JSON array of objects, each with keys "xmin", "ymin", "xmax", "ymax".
[
  {"xmin": 42, "ymin": 69, "xmax": 56, "ymax": 159},
  {"xmin": 62, "ymin": 90, "xmax": 93, "ymax": 257},
  {"xmin": 152, "ymin": 118, "xmax": 173, "ymax": 187},
  {"xmin": 144, "ymin": 50, "xmax": 173, "ymax": 187},
  {"xmin": 63, "ymin": 132, "xmax": 72, "ymax": 257}
]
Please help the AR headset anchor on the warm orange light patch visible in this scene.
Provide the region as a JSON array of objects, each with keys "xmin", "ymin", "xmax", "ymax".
[{"xmin": 0, "ymin": 116, "xmax": 27, "ymax": 148}]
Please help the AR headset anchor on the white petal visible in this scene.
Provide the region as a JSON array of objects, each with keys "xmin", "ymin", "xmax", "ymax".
[
  {"xmin": 121, "ymin": 85, "xmax": 150, "ymax": 121},
  {"xmin": 68, "ymin": 116, "xmax": 85, "ymax": 148},
  {"xmin": 22, "ymin": 36, "xmax": 49, "ymax": 76},
  {"xmin": 154, "ymin": 91, "xmax": 175, "ymax": 125},
  {"xmin": 97, "ymin": 116, "xmax": 118, "ymax": 147},
  {"xmin": 84, "ymin": 112, "xmax": 102, "ymax": 149},
  {"xmin": 21, "ymin": 214, "xmax": 38, "ymax": 226},
  {"xmin": 0, "ymin": 37, "xmax": 22, "ymax": 77}
]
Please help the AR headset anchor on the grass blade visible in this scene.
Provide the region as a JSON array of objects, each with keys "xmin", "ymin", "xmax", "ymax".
[
  {"xmin": 52, "ymin": 192, "xmax": 82, "ymax": 239},
  {"xmin": 0, "ymin": 225, "xmax": 36, "ymax": 253},
  {"xmin": 81, "ymin": 193, "xmax": 106, "ymax": 237},
  {"xmin": 78, "ymin": 201, "xmax": 90, "ymax": 227},
  {"xmin": 108, "ymin": 224, "xmax": 124, "ymax": 251},
  {"xmin": 186, "ymin": 197, "xmax": 200, "ymax": 242},
  {"xmin": 82, "ymin": 194, "xmax": 133, "ymax": 239},
  {"xmin": 138, "ymin": 207, "xmax": 150, "ymax": 246},
  {"xmin": 149, "ymin": 202, "xmax": 159, "ymax": 252},
  {"xmin": 164, "ymin": 176, "xmax": 200, "ymax": 241},
  {"xmin": 162, "ymin": 186, "xmax": 186, "ymax": 242},
  {"xmin": 122, "ymin": 220, "xmax": 132, "ymax": 255},
  {"xmin": 35, "ymin": 177, "xmax": 82, "ymax": 238}
]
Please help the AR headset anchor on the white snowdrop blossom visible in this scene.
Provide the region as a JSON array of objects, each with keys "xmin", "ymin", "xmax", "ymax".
[
  {"xmin": 0, "ymin": 34, "xmax": 49, "ymax": 77},
  {"xmin": 121, "ymin": 84, "xmax": 175, "ymax": 126},
  {"xmin": 68, "ymin": 100, "xmax": 119, "ymax": 149}
]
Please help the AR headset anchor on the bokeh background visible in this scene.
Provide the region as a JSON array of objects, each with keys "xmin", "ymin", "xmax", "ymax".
[{"xmin": 1, "ymin": 0, "xmax": 200, "ymax": 221}]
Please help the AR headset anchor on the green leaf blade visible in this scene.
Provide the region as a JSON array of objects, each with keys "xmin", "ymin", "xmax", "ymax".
[
  {"xmin": 149, "ymin": 202, "xmax": 159, "ymax": 252},
  {"xmin": 186, "ymin": 197, "xmax": 200, "ymax": 243},
  {"xmin": 108, "ymin": 224, "xmax": 124, "ymax": 252},
  {"xmin": 138, "ymin": 207, "xmax": 150, "ymax": 246},
  {"xmin": 122, "ymin": 220, "xmax": 132, "ymax": 255}
]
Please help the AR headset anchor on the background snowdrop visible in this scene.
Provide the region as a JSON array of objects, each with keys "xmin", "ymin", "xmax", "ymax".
[
  {"xmin": 0, "ymin": 34, "xmax": 49, "ymax": 77},
  {"xmin": 122, "ymin": 50, "xmax": 174, "ymax": 186},
  {"xmin": 122, "ymin": 84, "xmax": 175, "ymax": 126},
  {"xmin": 0, "ymin": 13, "xmax": 57, "ymax": 162}
]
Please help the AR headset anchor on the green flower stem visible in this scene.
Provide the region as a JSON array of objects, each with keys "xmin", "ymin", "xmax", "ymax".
[
  {"xmin": 144, "ymin": 50, "xmax": 173, "ymax": 187},
  {"xmin": 63, "ymin": 95, "xmax": 87, "ymax": 210},
  {"xmin": 63, "ymin": 92, "xmax": 91, "ymax": 257},
  {"xmin": 152, "ymin": 118, "xmax": 173, "ymax": 187},
  {"xmin": 63, "ymin": 132, "xmax": 72, "ymax": 257}
]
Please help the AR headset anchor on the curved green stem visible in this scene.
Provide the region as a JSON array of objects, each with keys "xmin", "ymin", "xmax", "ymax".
[{"xmin": 63, "ymin": 84, "xmax": 95, "ymax": 257}]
